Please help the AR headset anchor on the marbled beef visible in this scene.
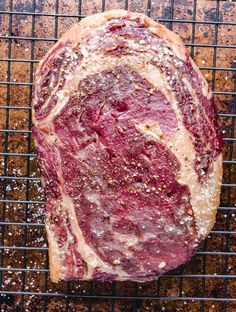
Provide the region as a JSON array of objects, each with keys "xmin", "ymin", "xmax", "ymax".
[{"xmin": 32, "ymin": 10, "xmax": 223, "ymax": 282}]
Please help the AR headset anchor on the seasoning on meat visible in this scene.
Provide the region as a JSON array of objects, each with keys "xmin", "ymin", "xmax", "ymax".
[{"xmin": 32, "ymin": 10, "xmax": 222, "ymax": 282}]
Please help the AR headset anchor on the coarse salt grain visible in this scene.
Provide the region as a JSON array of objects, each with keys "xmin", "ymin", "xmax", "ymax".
[{"xmin": 158, "ymin": 261, "xmax": 166, "ymax": 269}]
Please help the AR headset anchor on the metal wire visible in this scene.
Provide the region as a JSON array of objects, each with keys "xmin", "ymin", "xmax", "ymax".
[
  {"xmin": 0, "ymin": 0, "xmax": 235, "ymax": 311},
  {"xmin": 0, "ymin": 0, "xmax": 13, "ymax": 299},
  {"xmin": 0, "ymin": 10, "xmax": 236, "ymax": 26},
  {"xmin": 223, "ymin": 16, "xmax": 236, "ymax": 312}
]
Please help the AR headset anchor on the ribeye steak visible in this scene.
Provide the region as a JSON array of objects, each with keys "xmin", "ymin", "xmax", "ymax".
[{"xmin": 32, "ymin": 10, "xmax": 223, "ymax": 282}]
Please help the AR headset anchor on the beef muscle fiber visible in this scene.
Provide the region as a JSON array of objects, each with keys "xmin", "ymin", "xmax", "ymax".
[{"xmin": 32, "ymin": 10, "xmax": 223, "ymax": 282}]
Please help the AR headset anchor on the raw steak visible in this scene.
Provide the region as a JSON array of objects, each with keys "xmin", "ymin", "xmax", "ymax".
[{"xmin": 32, "ymin": 10, "xmax": 223, "ymax": 282}]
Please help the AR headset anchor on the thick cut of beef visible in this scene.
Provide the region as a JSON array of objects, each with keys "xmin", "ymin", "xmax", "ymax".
[{"xmin": 32, "ymin": 10, "xmax": 223, "ymax": 282}]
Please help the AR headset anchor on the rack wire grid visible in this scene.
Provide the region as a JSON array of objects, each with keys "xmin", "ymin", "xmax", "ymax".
[{"xmin": 0, "ymin": 0, "xmax": 235, "ymax": 311}]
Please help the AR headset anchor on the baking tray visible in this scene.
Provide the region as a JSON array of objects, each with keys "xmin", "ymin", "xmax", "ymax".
[{"xmin": 0, "ymin": 0, "xmax": 235, "ymax": 311}]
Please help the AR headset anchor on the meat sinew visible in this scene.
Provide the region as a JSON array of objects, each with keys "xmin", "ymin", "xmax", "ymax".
[{"xmin": 32, "ymin": 10, "xmax": 223, "ymax": 282}]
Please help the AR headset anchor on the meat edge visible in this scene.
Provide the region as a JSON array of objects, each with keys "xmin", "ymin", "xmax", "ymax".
[{"xmin": 32, "ymin": 9, "xmax": 187, "ymax": 95}]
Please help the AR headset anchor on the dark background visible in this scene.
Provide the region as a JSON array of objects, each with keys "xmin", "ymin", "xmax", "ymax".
[{"xmin": 0, "ymin": 0, "xmax": 235, "ymax": 311}]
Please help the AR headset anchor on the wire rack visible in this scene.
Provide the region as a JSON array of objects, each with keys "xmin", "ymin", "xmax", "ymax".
[{"xmin": 0, "ymin": 0, "xmax": 235, "ymax": 311}]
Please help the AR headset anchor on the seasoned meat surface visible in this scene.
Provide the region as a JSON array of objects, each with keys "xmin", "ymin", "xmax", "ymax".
[{"xmin": 32, "ymin": 10, "xmax": 222, "ymax": 282}]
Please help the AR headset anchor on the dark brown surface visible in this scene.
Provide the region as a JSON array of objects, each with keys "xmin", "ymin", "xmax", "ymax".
[{"xmin": 0, "ymin": 0, "xmax": 236, "ymax": 311}]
